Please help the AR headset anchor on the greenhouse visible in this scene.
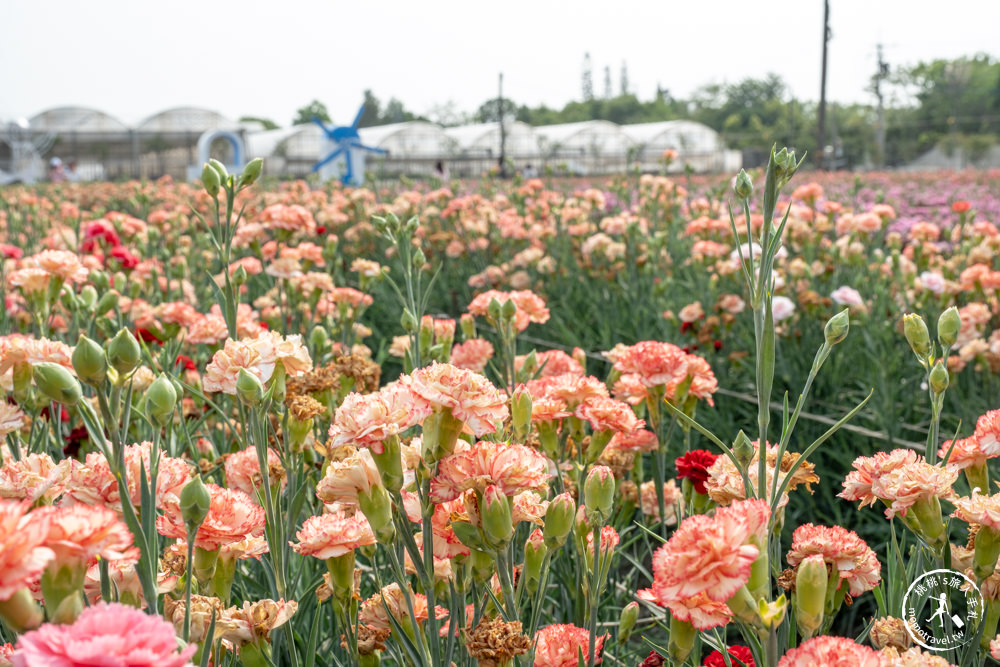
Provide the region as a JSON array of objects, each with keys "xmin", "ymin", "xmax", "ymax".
[
  {"xmin": 534, "ymin": 120, "xmax": 635, "ymax": 175},
  {"xmin": 444, "ymin": 122, "xmax": 541, "ymax": 177},
  {"xmin": 622, "ymin": 120, "xmax": 742, "ymax": 173}
]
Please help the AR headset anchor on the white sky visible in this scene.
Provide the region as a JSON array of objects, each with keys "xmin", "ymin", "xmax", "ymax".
[{"xmin": 3, "ymin": 0, "xmax": 998, "ymax": 127}]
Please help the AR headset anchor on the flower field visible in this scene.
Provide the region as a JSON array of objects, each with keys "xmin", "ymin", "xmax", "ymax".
[{"xmin": 2, "ymin": 151, "xmax": 1000, "ymax": 666}]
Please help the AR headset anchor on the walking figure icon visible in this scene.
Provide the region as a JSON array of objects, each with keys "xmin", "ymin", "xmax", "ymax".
[{"xmin": 926, "ymin": 593, "xmax": 964, "ymax": 628}]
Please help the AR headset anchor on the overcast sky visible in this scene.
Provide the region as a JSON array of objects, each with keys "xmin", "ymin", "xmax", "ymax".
[{"xmin": 3, "ymin": 0, "xmax": 998, "ymax": 128}]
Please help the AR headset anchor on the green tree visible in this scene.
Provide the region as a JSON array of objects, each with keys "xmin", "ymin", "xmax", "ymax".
[
  {"xmin": 238, "ymin": 116, "xmax": 279, "ymax": 130},
  {"xmin": 292, "ymin": 100, "xmax": 331, "ymax": 126}
]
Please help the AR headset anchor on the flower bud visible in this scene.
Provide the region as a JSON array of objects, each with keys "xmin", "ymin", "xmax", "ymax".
[
  {"xmin": 201, "ymin": 163, "xmax": 220, "ymax": 197},
  {"xmin": 79, "ymin": 285, "xmax": 98, "ymax": 310},
  {"xmin": 236, "ymin": 368, "xmax": 265, "ymax": 407},
  {"xmin": 937, "ymin": 306, "xmax": 961, "ymax": 349},
  {"xmin": 309, "ymin": 325, "xmax": 328, "ymax": 352},
  {"xmin": 403, "ymin": 216, "xmax": 419, "ymax": 235},
  {"xmin": 107, "ymin": 328, "xmax": 141, "ymax": 377},
  {"xmin": 511, "ymin": 385, "xmax": 532, "ymax": 438},
  {"xmin": 146, "ymin": 373, "xmax": 178, "ymax": 425},
  {"xmin": 733, "ymin": 430, "xmax": 754, "ymax": 468},
  {"xmin": 358, "ymin": 485, "xmax": 395, "ymax": 544},
  {"xmin": 180, "ymin": 475, "xmax": 212, "ymax": 533},
  {"xmin": 773, "ymin": 147, "xmax": 800, "ymax": 187},
  {"xmin": 451, "ymin": 520, "xmax": 488, "ymax": 552},
  {"xmin": 618, "ymin": 602, "xmax": 639, "ymax": 645},
  {"xmin": 795, "ymin": 555, "xmax": 827, "ymax": 638},
  {"xmin": 500, "ymin": 298, "xmax": 517, "ymax": 323},
  {"xmin": 482, "ymin": 485, "xmax": 514, "ymax": 548},
  {"xmin": 584, "ymin": 465, "xmax": 615, "ymax": 525},
  {"xmin": 734, "ymin": 169, "xmax": 754, "ymax": 200},
  {"xmin": 522, "ymin": 529, "xmax": 547, "ymax": 594},
  {"xmin": 574, "ymin": 504, "xmax": 593, "ymax": 541},
  {"xmin": 903, "ymin": 313, "xmax": 932, "ymax": 363},
  {"xmin": 72, "ymin": 335, "xmax": 107, "ymax": 386},
  {"xmin": 757, "ymin": 594, "xmax": 787, "ymax": 630},
  {"xmin": 929, "ymin": 360, "xmax": 949, "ymax": 396},
  {"xmin": 543, "ymin": 492, "xmax": 575, "ymax": 549},
  {"xmin": 667, "ymin": 616, "xmax": 695, "ymax": 664},
  {"xmin": 94, "ymin": 291, "xmax": 119, "ymax": 317},
  {"xmin": 824, "ymin": 309, "xmax": 850, "ymax": 346},
  {"xmin": 208, "ymin": 158, "xmax": 229, "ymax": 182},
  {"xmin": 459, "ymin": 313, "xmax": 476, "ymax": 340},
  {"xmin": 232, "ymin": 264, "xmax": 248, "ymax": 287},
  {"xmin": 237, "ymin": 157, "xmax": 264, "ymax": 189},
  {"xmin": 419, "ymin": 316, "xmax": 434, "ymax": 352},
  {"xmin": 33, "ymin": 362, "xmax": 82, "ymax": 406},
  {"xmin": 400, "ymin": 308, "xmax": 417, "ymax": 333},
  {"xmin": 487, "ymin": 297, "xmax": 503, "ymax": 323},
  {"xmin": 519, "ymin": 350, "xmax": 538, "ymax": 378},
  {"xmin": 413, "ymin": 248, "xmax": 427, "ymax": 270}
]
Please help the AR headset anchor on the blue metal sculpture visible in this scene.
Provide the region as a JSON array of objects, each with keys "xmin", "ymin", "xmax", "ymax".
[{"xmin": 312, "ymin": 105, "xmax": 386, "ymax": 185}]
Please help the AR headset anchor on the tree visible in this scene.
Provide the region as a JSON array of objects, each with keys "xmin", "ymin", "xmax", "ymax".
[
  {"xmin": 475, "ymin": 98, "xmax": 519, "ymax": 124},
  {"xmin": 292, "ymin": 100, "xmax": 331, "ymax": 126},
  {"xmin": 238, "ymin": 116, "xmax": 279, "ymax": 130},
  {"xmin": 358, "ymin": 90, "xmax": 382, "ymax": 127}
]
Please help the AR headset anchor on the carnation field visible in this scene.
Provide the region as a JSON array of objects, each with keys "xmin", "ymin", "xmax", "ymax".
[{"xmin": 5, "ymin": 151, "xmax": 1000, "ymax": 666}]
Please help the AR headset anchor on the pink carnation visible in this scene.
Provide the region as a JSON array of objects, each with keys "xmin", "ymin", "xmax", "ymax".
[
  {"xmin": 516, "ymin": 349, "xmax": 584, "ymax": 378},
  {"xmin": 35, "ymin": 504, "xmax": 133, "ymax": 567},
  {"xmin": 157, "ymin": 484, "xmax": 265, "ymax": 550},
  {"xmin": 291, "ymin": 512, "xmax": 375, "ymax": 559},
  {"xmin": 65, "ymin": 442, "xmax": 191, "ymax": 513},
  {"xmin": 533, "ymin": 623, "xmax": 605, "ymax": 667},
  {"xmin": 405, "ymin": 362, "xmax": 508, "ymax": 436},
  {"xmin": 225, "ymin": 447, "xmax": 287, "ymax": 498},
  {"xmin": 869, "ymin": 460, "xmax": 958, "ymax": 519},
  {"xmin": 449, "ymin": 339, "xmax": 495, "ymax": 373},
  {"xmin": 0, "ymin": 500, "xmax": 54, "ymax": 601},
  {"xmin": 786, "ymin": 524, "xmax": 881, "ymax": 596},
  {"xmin": 662, "ymin": 591, "xmax": 732, "ymax": 631},
  {"xmin": 612, "ymin": 341, "xmax": 689, "ymax": 389},
  {"xmin": 430, "ymin": 440, "xmax": 549, "ymax": 502},
  {"xmin": 329, "ymin": 385, "xmax": 429, "ymax": 453},
  {"xmin": 777, "ymin": 635, "xmax": 882, "ymax": 667},
  {"xmin": 838, "ymin": 449, "xmax": 920, "ymax": 508},
  {"xmin": 0, "ymin": 452, "xmax": 72, "ymax": 503},
  {"xmin": 575, "ymin": 396, "xmax": 644, "ymax": 434},
  {"xmin": 939, "ymin": 435, "xmax": 997, "ymax": 471},
  {"xmin": 12, "ymin": 602, "xmax": 195, "ymax": 667}
]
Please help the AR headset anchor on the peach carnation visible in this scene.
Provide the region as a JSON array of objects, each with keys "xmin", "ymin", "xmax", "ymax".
[
  {"xmin": 467, "ymin": 290, "xmax": 550, "ymax": 332},
  {"xmin": 291, "ymin": 512, "xmax": 375, "ymax": 559},
  {"xmin": 0, "ymin": 500, "xmax": 54, "ymax": 601},
  {"xmin": 11, "ymin": 602, "xmax": 196, "ymax": 667},
  {"xmin": 429, "ymin": 440, "xmax": 549, "ymax": 502},
  {"xmin": 212, "ymin": 598, "xmax": 299, "ymax": 647},
  {"xmin": 359, "ymin": 583, "xmax": 448, "ymax": 631},
  {"xmin": 202, "ymin": 331, "xmax": 311, "ymax": 394},
  {"xmin": 83, "ymin": 548, "xmax": 178, "ymax": 607},
  {"xmin": 612, "ymin": 341, "xmax": 689, "ymax": 388},
  {"xmin": 157, "ymin": 484, "xmax": 265, "ymax": 550},
  {"xmin": 329, "ymin": 385, "xmax": 429, "ymax": 453},
  {"xmin": 24, "ymin": 249, "xmax": 89, "ymax": 284},
  {"xmin": 939, "ymin": 435, "xmax": 996, "ymax": 471},
  {"xmin": 639, "ymin": 479, "xmax": 682, "ymax": 525},
  {"xmin": 0, "ymin": 452, "xmax": 72, "ymax": 503},
  {"xmin": 526, "ymin": 373, "xmax": 608, "ymax": 408},
  {"xmin": 869, "ymin": 460, "xmax": 958, "ymax": 519},
  {"xmin": 405, "ymin": 362, "xmax": 508, "ymax": 436},
  {"xmin": 974, "ymin": 410, "xmax": 1000, "ymax": 456},
  {"xmin": 662, "ymin": 591, "xmax": 732, "ymax": 631},
  {"xmin": 786, "ymin": 524, "xmax": 881, "ymax": 596},
  {"xmin": 672, "ymin": 354, "xmax": 718, "ymax": 406},
  {"xmin": 777, "ymin": 635, "xmax": 882, "ymax": 667},
  {"xmin": 651, "ymin": 499, "xmax": 769, "ymax": 603},
  {"xmin": 839, "ymin": 448, "xmax": 920, "ymax": 508},
  {"xmin": 516, "ymin": 349, "xmax": 584, "ymax": 378},
  {"xmin": 0, "ymin": 335, "xmax": 74, "ymax": 375},
  {"xmin": 315, "ymin": 448, "xmax": 382, "ymax": 504},
  {"xmin": 65, "ymin": 442, "xmax": 191, "ymax": 512},
  {"xmin": 533, "ymin": 623, "xmax": 605, "ymax": 667},
  {"xmin": 575, "ymin": 396, "xmax": 644, "ymax": 434},
  {"xmin": 449, "ymin": 339, "xmax": 495, "ymax": 373},
  {"xmin": 35, "ymin": 504, "xmax": 133, "ymax": 566},
  {"xmin": 609, "ymin": 428, "xmax": 658, "ymax": 453},
  {"xmin": 952, "ymin": 490, "xmax": 1000, "ymax": 531},
  {"xmin": 225, "ymin": 447, "xmax": 287, "ymax": 498}
]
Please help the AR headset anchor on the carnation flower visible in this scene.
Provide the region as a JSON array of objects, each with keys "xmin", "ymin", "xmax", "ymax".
[
  {"xmin": 24, "ymin": 249, "xmax": 89, "ymax": 284},
  {"xmin": 612, "ymin": 341, "xmax": 689, "ymax": 389},
  {"xmin": 213, "ymin": 598, "xmax": 298, "ymax": 647},
  {"xmin": 0, "ymin": 404, "xmax": 25, "ymax": 437},
  {"xmin": 870, "ymin": 460, "xmax": 958, "ymax": 519},
  {"xmin": 609, "ymin": 428, "xmax": 658, "ymax": 453},
  {"xmin": 703, "ymin": 645, "xmax": 755, "ymax": 667},
  {"xmin": 83, "ymin": 548, "xmax": 178, "ymax": 607},
  {"xmin": 974, "ymin": 410, "xmax": 1000, "ymax": 456},
  {"xmin": 429, "ymin": 440, "xmax": 549, "ymax": 502},
  {"xmin": 65, "ymin": 442, "xmax": 191, "ymax": 513},
  {"xmin": 575, "ymin": 396, "xmax": 644, "ymax": 434},
  {"xmin": 0, "ymin": 500, "xmax": 54, "ymax": 601},
  {"xmin": 329, "ymin": 385, "xmax": 429, "ymax": 453},
  {"xmin": 675, "ymin": 449, "xmax": 719, "ymax": 495},
  {"xmin": 0, "ymin": 335, "xmax": 74, "ymax": 376},
  {"xmin": 467, "ymin": 290, "xmax": 550, "ymax": 332},
  {"xmin": 225, "ymin": 447, "xmax": 287, "ymax": 499},
  {"xmin": 533, "ymin": 623, "xmax": 605, "ymax": 667},
  {"xmin": 405, "ymin": 362, "xmax": 508, "ymax": 436},
  {"xmin": 163, "ymin": 595, "xmax": 226, "ymax": 644},
  {"xmin": 291, "ymin": 512, "xmax": 375, "ymax": 559},
  {"xmin": 671, "ymin": 354, "xmax": 718, "ymax": 405},
  {"xmin": 639, "ymin": 479, "xmax": 682, "ymax": 525},
  {"xmin": 0, "ymin": 452, "xmax": 72, "ymax": 503},
  {"xmin": 880, "ymin": 645, "xmax": 953, "ymax": 666},
  {"xmin": 449, "ymin": 339, "xmax": 495, "ymax": 373},
  {"xmin": 315, "ymin": 448, "xmax": 382, "ymax": 504},
  {"xmin": 839, "ymin": 449, "xmax": 920, "ymax": 508},
  {"xmin": 786, "ymin": 524, "xmax": 881, "ymax": 596},
  {"xmin": 35, "ymin": 504, "xmax": 133, "ymax": 567},
  {"xmin": 952, "ymin": 490, "xmax": 1000, "ymax": 531},
  {"xmin": 662, "ymin": 591, "xmax": 732, "ymax": 631},
  {"xmin": 777, "ymin": 635, "xmax": 882, "ymax": 666},
  {"xmin": 527, "ymin": 373, "xmax": 609, "ymax": 408},
  {"xmin": 358, "ymin": 583, "xmax": 448, "ymax": 631},
  {"xmin": 202, "ymin": 332, "xmax": 311, "ymax": 394},
  {"xmin": 516, "ymin": 349, "xmax": 584, "ymax": 378},
  {"xmin": 11, "ymin": 602, "xmax": 195, "ymax": 667},
  {"xmin": 157, "ymin": 484, "xmax": 265, "ymax": 550},
  {"xmin": 939, "ymin": 435, "xmax": 996, "ymax": 471}
]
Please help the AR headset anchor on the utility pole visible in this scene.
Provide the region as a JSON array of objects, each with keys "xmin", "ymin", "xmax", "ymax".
[
  {"xmin": 603, "ymin": 65, "xmax": 612, "ymax": 99},
  {"xmin": 817, "ymin": 0, "xmax": 830, "ymax": 169},
  {"xmin": 874, "ymin": 44, "xmax": 889, "ymax": 167},
  {"xmin": 498, "ymin": 72, "xmax": 507, "ymax": 178},
  {"xmin": 582, "ymin": 53, "xmax": 594, "ymax": 101}
]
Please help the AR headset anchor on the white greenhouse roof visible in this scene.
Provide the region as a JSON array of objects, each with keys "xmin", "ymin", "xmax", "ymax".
[
  {"xmin": 622, "ymin": 120, "xmax": 723, "ymax": 153},
  {"xmin": 358, "ymin": 122, "xmax": 457, "ymax": 158},
  {"xmin": 137, "ymin": 107, "xmax": 239, "ymax": 133},
  {"xmin": 444, "ymin": 122, "xmax": 540, "ymax": 156},
  {"xmin": 535, "ymin": 121, "xmax": 634, "ymax": 155},
  {"xmin": 29, "ymin": 107, "xmax": 130, "ymax": 133}
]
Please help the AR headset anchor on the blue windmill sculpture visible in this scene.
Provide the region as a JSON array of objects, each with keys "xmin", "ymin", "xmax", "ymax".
[{"xmin": 312, "ymin": 105, "xmax": 386, "ymax": 185}]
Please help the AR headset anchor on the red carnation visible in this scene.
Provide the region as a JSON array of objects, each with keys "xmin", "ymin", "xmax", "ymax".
[
  {"xmin": 675, "ymin": 449, "xmax": 719, "ymax": 495},
  {"xmin": 174, "ymin": 354, "xmax": 197, "ymax": 372},
  {"xmin": 134, "ymin": 327, "xmax": 163, "ymax": 345},
  {"xmin": 703, "ymin": 646, "xmax": 755, "ymax": 667},
  {"xmin": 640, "ymin": 651, "xmax": 666, "ymax": 667},
  {"xmin": 0, "ymin": 244, "xmax": 24, "ymax": 259},
  {"xmin": 108, "ymin": 245, "xmax": 139, "ymax": 269},
  {"xmin": 952, "ymin": 200, "xmax": 971, "ymax": 214}
]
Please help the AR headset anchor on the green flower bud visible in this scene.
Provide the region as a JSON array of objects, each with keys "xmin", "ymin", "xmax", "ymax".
[
  {"xmin": 403, "ymin": 216, "xmax": 419, "ymax": 235},
  {"xmin": 201, "ymin": 163, "xmax": 220, "ymax": 197},
  {"xmin": 107, "ymin": 328, "xmax": 141, "ymax": 377},
  {"xmin": 824, "ymin": 309, "xmax": 850, "ymax": 346},
  {"xmin": 795, "ymin": 555, "xmax": 827, "ymax": 639},
  {"xmin": 482, "ymin": 485, "xmax": 514, "ymax": 548},
  {"xmin": 90, "ymin": 270, "xmax": 110, "ymax": 291},
  {"xmin": 208, "ymin": 159, "xmax": 228, "ymax": 182},
  {"xmin": 400, "ymin": 308, "xmax": 417, "ymax": 333},
  {"xmin": 451, "ymin": 520, "xmax": 488, "ymax": 552},
  {"xmin": 903, "ymin": 313, "xmax": 932, "ymax": 363},
  {"xmin": 584, "ymin": 465, "xmax": 616, "ymax": 525},
  {"xmin": 232, "ymin": 264, "xmax": 248, "ymax": 287},
  {"xmin": 500, "ymin": 298, "xmax": 518, "ymax": 323},
  {"xmin": 938, "ymin": 306, "xmax": 961, "ymax": 349},
  {"xmin": 459, "ymin": 313, "xmax": 476, "ymax": 340},
  {"xmin": 309, "ymin": 325, "xmax": 328, "ymax": 352},
  {"xmin": 180, "ymin": 475, "xmax": 212, "ymax": 533},
  {"xmin": 929, "ymin": 360, "xmax": 949, "ymax": 396},
  {"xmin": 522, "ymin": 530, "xmax": 547, "ymax": 594},
  {"xmin": 33, "ymin": 362, "xmax": 82, "ymax": 406},
  {"xmin": 758, "ymin": 595, "xmax": 787, "ymax": 630},
  {"xmin": 146, "ymin": 373, "xmax": 178, "ymax": 425},
  {"xmin": 94, "ymin": 291, "xmax": 119, "ymax": 317},
  {"xmin": 412, "ymin": 248, "xmax": 427, "ymax": 269},
  {"xmin": 733, "ymin": 430, "xmax": 754, "ymax": 468},
  {"xmin": 972, "ymin": 525, "xmax": 1000, "ymax": 580},
  {"xmin": 667, "ymin": 615, "xmax": 696, "ymax": 664},
  {"xmin": 618, "ymin": 601, "xmax": 639, "ymax": 645},
  {"xmin": 734, "ymin": 169, "xmax": 754, "ymax": 200},
  {"xmin": 72, "ymin": 335, "xmax": 107, "ymax": 386},
  {"xmin": 236, "ymin": 368, "xmax": 265, "ymax": 407},
  {"xmin": 358, "ymin": 485, "xmax": 395, "ymax": 544},
  {"xmin": 518, "ymin": 349, "xmax": 538, "ymax": 378},
  {"xmin": 487, "ymin": 297, "xmax": 503, "ymax": 323},
  {"xmin": 418, "ymin": 316, "xmax": 434, "ymax": 352},
  {"xmin": 773, "ymin": 147, "xmax": 800, "ymax": 188},
  {"xmin": 543, "ymin": 492, "xmax": 575, "ymax": 549},
  {"xmin": 511, "ymin": 385, "xmax": 533, "ymax": 438},
  {"xmin": 237, "ymin": 157, "xmax": 264, "ymax": 189},
  {"xmin": 79, "ymin": 285, "xmax": 98, "ymax": 310}
]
